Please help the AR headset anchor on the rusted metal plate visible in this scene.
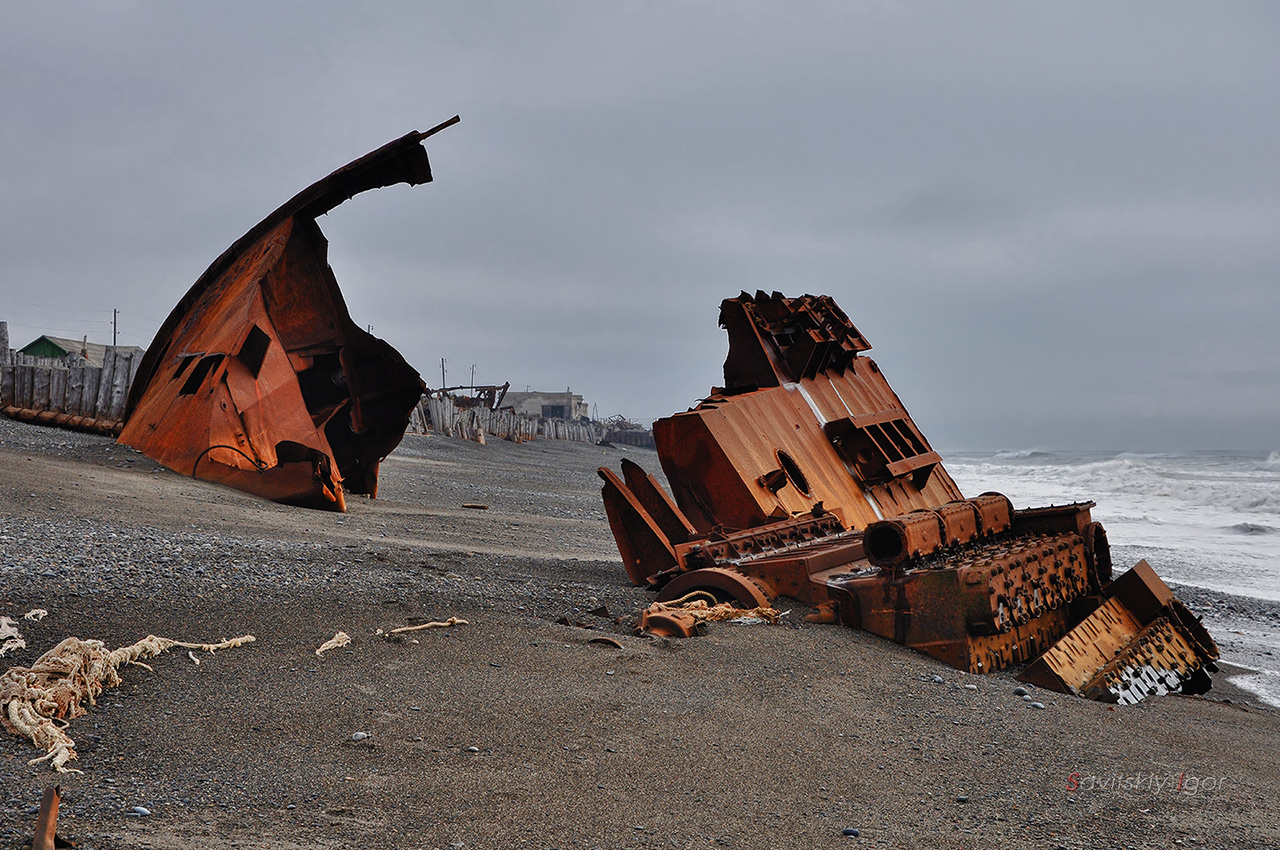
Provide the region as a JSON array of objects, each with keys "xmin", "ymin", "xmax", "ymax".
[
  {"xmin": 119, "ymin": 118, "xmax": 458, "ymax": 510},
  {"xmin": 1019, "ymin": 560, "xmax": 1219, "ymax": 701},
  {"xmin": 653, "ymin": 358, "xmax": 965, "ymax": 533},
  {"xmin": 599, "ymin": 291, "xmax": 1220, "ymax": 703}
]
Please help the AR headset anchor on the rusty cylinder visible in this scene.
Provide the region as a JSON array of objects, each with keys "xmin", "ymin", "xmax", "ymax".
[{"xmin": 864, "ymin": 510, "xmax": 945, "ymax": 568}]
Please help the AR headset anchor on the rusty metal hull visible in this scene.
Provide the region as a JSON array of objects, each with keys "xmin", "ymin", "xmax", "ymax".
[
  {"xmin": 600, "ymin": 291, "xmax": 1219, "ymax": 702},
  {"xmin": 119, "ymin": 121, "xmax": 458, "ymax": 510}
]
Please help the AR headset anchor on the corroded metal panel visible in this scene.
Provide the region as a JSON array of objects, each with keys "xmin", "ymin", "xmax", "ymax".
[{"xmin": 1019, "ymin": 560, "xmax": 1219, "ymax": 701}]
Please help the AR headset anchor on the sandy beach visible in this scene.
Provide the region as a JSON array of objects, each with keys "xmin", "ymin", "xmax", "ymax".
[{"xmin": 1, "ymin": 417, "xmax": 1277, "ymax": 850}]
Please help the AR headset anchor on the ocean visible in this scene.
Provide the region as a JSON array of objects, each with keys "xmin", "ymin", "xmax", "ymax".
[{"xmin": 945, "ymin": 449, "xmax": 1280, "ymax": 708}]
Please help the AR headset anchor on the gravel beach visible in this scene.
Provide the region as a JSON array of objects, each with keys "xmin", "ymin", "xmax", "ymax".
[{"xmin": 2, "ymin": 416, "xmax": 1277, "ymax": 850}]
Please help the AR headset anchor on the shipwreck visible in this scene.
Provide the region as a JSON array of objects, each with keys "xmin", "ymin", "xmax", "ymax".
[
  {"xmin": 599, "ymin": 292, "xmax": 1218, "ymax": 704},
  {"xmin": 119, "ymin": 118, "xmax": 459, "ymax": 510}
]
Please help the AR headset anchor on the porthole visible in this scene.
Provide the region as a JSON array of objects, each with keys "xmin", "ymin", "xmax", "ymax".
[{"xmin": 775, "ymin": 450, "xmax": 811, "ymax": 496}]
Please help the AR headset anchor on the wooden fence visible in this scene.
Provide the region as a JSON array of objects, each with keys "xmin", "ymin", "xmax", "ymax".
[
  {"xmin": 409, "ymin": 393, "xmax": 601, "ymax": 445},
  {"xmin": 2, "ymin": 320, "xmax": 603, "ymax": 446},
  {"xmin": 0, "ymin": 321, "xmax": 143, "ymax": 434}
]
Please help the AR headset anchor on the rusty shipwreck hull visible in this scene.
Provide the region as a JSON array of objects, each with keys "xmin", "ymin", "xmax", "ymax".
[
  {"xmin": 600, "ymin": 291, "xmax": 1219, "ymax": 704},
  {"xmin": 120, "ymin": 118, "xmax": 459, "ymax": 510}
]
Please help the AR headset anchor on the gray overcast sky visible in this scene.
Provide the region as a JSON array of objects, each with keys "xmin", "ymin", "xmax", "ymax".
[{"xmin": 2, "ymin": 2, "xmax": 1277, "ymax": 451}]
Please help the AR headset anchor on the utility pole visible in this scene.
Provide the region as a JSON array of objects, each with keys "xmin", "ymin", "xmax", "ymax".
[
  {"xmin": 470, "ymin": 363, "xmax": 476, "ymax": 390},
  {"xmin": 440, "ymin": 357, "xmax": 447, "ymax": 390},
  {"xmin": 112, "ymin": 309, "xmax": 118, "ymax": 347}
]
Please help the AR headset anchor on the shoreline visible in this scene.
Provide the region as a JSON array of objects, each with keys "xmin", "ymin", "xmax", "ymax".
[{"xmin": 1167, "ymin": 583, "xmax": 1280, "ymax": 710}]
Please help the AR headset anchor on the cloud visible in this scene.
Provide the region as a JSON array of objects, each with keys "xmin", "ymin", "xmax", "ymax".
[{"xmin": 2, "ymin": 2, "xmax": 1278, "ymax": 448}]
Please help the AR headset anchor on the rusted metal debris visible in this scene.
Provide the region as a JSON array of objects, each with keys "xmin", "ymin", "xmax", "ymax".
[
  {"xmin": 1, "ymin": 407, "xmax": 124, "ymax": 436},
  {"xmin": 32, "ymin": 785, "xmax": 61, "ymax": 850},
  {"xmin": 118, "ymin": 117, "xmax": 459, "ymax": 510},
  {"xmin": 598, "ymin": 414, "xmax": 656, "ymax": 449},
  {"xmin": 599, "ymin": 291, "xmax": 1219, "ymax": 703},
  {"xmin": 432, "ymin": 382, "xmax": 511, "ymax": 410}
]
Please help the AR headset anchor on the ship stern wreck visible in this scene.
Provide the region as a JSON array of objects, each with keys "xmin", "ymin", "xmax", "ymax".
[{"xmin": 119, "ymin": 119, "xmax": 458, "ymax": 510}]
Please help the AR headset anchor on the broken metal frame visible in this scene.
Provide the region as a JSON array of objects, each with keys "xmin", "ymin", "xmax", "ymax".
[
  {"xmin": 599, "ymin": 291, "xmax": 1219, "ymax": 703},
  {"xmin": 430, "ymin": 381, "xmax": 512, "ymax": 411},
  {"xmin": 119, "ymin": 117, "xmax": 459, "ymax": 510}
]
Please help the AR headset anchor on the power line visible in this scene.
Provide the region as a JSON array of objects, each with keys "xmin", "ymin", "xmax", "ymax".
[
  {"xmin": 0, "ymin": 296, "xmax": 165, "ymax": 325},
  {"xmin": 0, "ymin": 296, "xmax": 118, "ymax": 317},
  {"xmin": 0, "ymin": 311, "xmax": 110, "ymax": 326},
  {"xmin": 0, "ymin": 316, "xmax": 153, "ymax": 344},
  {"xmin": 1, "ymin": 321, "xmax": 113, "ymax": 336}
]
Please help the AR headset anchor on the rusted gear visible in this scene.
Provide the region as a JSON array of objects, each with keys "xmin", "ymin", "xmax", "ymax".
[
  {"xmin": 637, "ymin": 606, "xmax": 703, "ymax": 639},
  {"xmin": 1082, "ymin": 521, "xmax": 1113, "ymax": 590},
  {"xmin": 655, "ymin": 567, "xmax": 773, "ymax": 609}
]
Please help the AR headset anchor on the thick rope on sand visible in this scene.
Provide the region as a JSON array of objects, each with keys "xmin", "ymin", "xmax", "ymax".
[
  {"xmin": 647, "ymin": 594, "xmax": 782, "ymax": 624},
  {"xmin": 0, "ymin": 617, "xmax": 25, "ymax": 657},
  {"xmin": 315, "ymin": 631, "xmax": 351, "ymax": 656},
  {"xmin": 0, "ymin": 633, "xmax": 255, "ymax": 773}
]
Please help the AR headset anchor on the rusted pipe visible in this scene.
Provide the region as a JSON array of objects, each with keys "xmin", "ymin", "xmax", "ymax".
[{"xmin": 864, "ymin": 510, "xmax": 945, "ymax": 568}]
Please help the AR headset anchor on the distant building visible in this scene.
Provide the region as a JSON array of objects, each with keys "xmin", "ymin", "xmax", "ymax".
[
  {"xmin": 501, "ymin": 390, "xmax": 589, "ymax": 421},
  {"xmin": 18, "ymin": 335, "xmax": 145, "ymax": 367}
]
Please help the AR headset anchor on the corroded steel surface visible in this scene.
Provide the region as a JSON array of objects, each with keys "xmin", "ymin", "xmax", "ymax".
[
  {"xmin": 120, "ymin": 119, "xmax": 458, "ymax": 510},
  {"xmin": 1019, "ymin": 560, "xmax": 1219, "ymax": 702},
  {"xmin": 32, "ymin": 785, "xmax": 59, "ymax": 850},
  {"xmin": 599, "ymin": 291, "xmax": 1219, "ymax": 702}
]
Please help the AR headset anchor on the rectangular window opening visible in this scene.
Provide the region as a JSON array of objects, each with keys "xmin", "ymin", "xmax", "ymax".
[
  {"xmin": 179, "ymin": 354, "xmax": 225, "ymax": 395},
  {"xmin": 237, "ymin": 325, "xmax": 271, "ymax": 378}
]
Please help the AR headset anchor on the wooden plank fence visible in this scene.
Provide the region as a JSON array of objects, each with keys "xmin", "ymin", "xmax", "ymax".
[
  {"xmin": 409, "ymin": 394, "xmax": 601, "ymax": 445},
  {"xmin": 2, "ymin": 320, "xmax": 602, "ymax": 445},
  {"xmin": 0, "ymin": 321, "xmax": 143, "ymax": 435}
]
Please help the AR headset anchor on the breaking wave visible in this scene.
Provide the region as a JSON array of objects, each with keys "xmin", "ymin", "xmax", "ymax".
[
  {"xmin": 947, "ymin": 449, "xmax": 1280, "ymax": 603},
  {"xmin": 991, "ymin": 449, "xmax": 1057, "ymax": 460},
  {"xmin": 1228, "ymin": 522, "xmax": 1277, "ymax": 535},
  {"xmin": 951, "ymin": 453, "xmax": 1280, "ymax": 516}
]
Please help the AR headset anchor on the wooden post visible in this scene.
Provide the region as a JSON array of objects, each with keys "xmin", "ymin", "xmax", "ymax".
[
  {"xmin": 67, "ymin": 364, "xmax": 86, "ymax": 417},
  {"xmin": 83, "ymin": 366, "xmax": 100, "ymax": 417},
  {"xmin": 105, "ymin": 349, "xmax": 132, "ymax": 420},
  {"xmin": 0, "ymin": 321, "xmax": 8, "ymax": 404},
  {"xmin": 18, "ymin": 364, "xmax": 35, "ymax": 409},
  {"xmin": 49, "ymin": 368, "xmax": 68, "ymax": 414},
  {"xmin": 93, "ymin": 348, "xmax": 116, "ymax": 419}
]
